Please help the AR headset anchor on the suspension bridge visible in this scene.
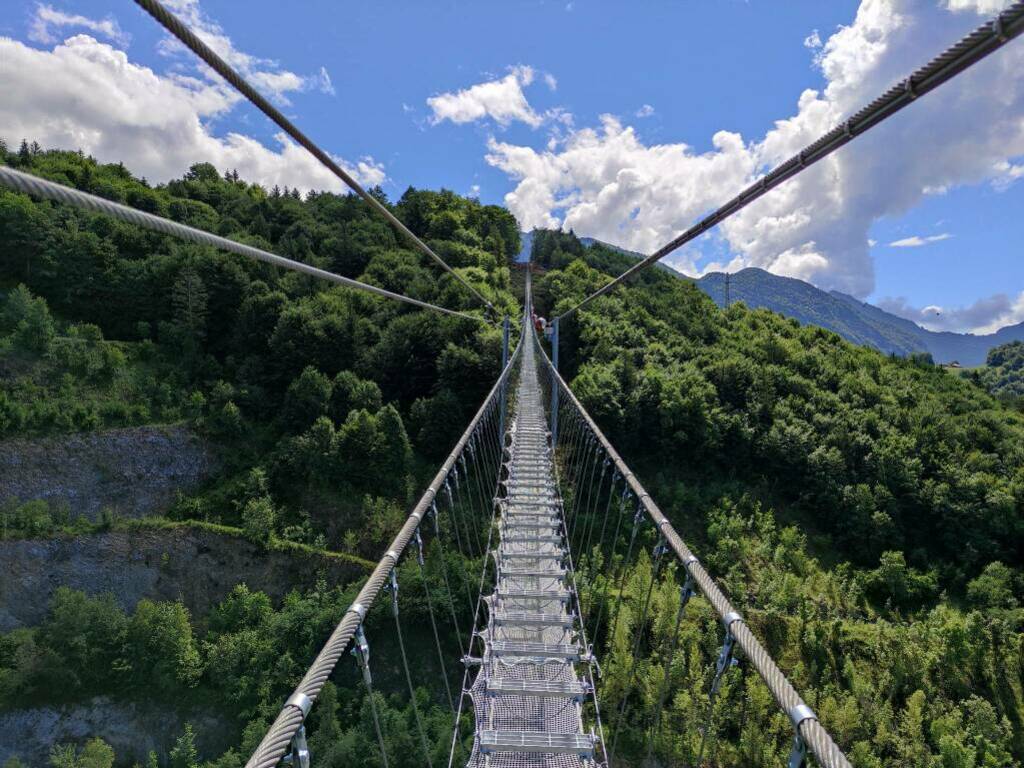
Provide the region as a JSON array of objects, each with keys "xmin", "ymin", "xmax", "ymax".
[{"xmin": 3, "ymin": 1, "xmax": 1023, "ymax": 766}]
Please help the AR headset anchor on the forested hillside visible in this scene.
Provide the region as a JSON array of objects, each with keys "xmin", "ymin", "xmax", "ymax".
[
  {"xmin": 0, "ymin": 142, "xmax": 519, "ymax": 767},
  {"xmin": 532, "ymin": 230, "xmax": 1024, "ymax": 767},
  {"xmin": 539, "ymin": 229, "xmax": 1024, "ymax": 365},
  {"xmin": 970, "ymin": 341, "xmax": 1024, "ymax": 402}
]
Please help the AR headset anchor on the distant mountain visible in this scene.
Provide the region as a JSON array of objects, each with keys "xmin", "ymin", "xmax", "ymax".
[
  {"xmin": 699, "ymin": 268, "xmax": 1024, "ymax": 366},
  {"xmin": 525, "ymin": 231, "xmax": 1023, "ymax": 365}
]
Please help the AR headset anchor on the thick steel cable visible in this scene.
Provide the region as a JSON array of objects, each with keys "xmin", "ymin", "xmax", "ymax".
[
  {"xmin": 132, "ymin": 0, "xmax": 496, "ymax": 316},
  {"xmin": 557, "ymin": 2, "xmax": 1024, "ymax": 321},
  {"xmin": 533, "ymin": 324, "xmax": 852, "ymax": 768},
  {"xmin": 0, "ymin": 166, "xmax": 482, "ymax": 324},
  {"xmin": 244, "ymin": 336, "xmax": 523, "ymax": 768}
]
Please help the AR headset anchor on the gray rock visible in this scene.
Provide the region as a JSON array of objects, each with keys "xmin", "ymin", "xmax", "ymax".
[
  {"xmin": 0, "ymin": 426, "xmax": 216, "ymax": 521},
  {"xmin": 0, "ymin": 696, "xmax": 233, "ymax": 767},
  {"xmin": 0, "ymin": 527, "xmax": 367, "ymax": 630}
]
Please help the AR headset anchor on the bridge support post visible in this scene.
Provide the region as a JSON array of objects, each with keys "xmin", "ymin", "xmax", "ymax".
[
  {"xmin": 550, "ymin": 317, "xmax": 560, "ymax": 444},
  {"xmin": 499, "ymin": 315, "xmax": 510, "ymax": 440}
]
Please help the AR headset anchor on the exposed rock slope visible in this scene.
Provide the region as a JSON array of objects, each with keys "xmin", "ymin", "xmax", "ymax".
[
  {"xmin": 0, "ymin": 425, "xmax": 215, "ymax": 520},
  {"xmin": 0, "ymin": 526, "xmax": 366, "ymax": 630}
]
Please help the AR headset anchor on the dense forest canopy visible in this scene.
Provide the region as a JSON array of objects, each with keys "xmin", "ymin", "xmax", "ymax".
[
  {"xmin": 4, "ymin": 143, "xmax": 1024, "ymax": 768},
  {"xmin": 969, "ymin": 340, "xmax": 1024, "ymax": 401},
  {"xmin": 531, "ymin": 229, "xmax": 1024, "ymax": 767},
  {"xmin": 0, "ymin": 142, "xmax": 520, "ymax": 768}
]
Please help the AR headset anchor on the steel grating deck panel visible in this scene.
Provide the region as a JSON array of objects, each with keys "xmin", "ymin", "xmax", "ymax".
[{"xmin": 466, "ymin": 329, "xmax": 599, "ymax": 768}]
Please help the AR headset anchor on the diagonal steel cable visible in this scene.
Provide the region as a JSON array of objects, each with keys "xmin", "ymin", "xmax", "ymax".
[
  {"xmin": 556, "ymin": 2, "xmax": 1024, "ymax": 320},
  {"xmin": 133, "ymin": 0, "xmax": 496, "ymax": 316},
  {"xmin": 0, "ymin": 166, "xmax": 483, "ymax": 323}
]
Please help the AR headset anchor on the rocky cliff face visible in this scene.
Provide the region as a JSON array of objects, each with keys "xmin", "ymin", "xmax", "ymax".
[
  {"xmin": 0, "ymin": 526, "xmax": 366, "ymax": 630},
  {"xmin": 0, "ymin": 697, "xmax": 232, "ymax": 767},
  {"xmin": 0, "ymin": 425, "xmax": 215, "ymax": 520}
]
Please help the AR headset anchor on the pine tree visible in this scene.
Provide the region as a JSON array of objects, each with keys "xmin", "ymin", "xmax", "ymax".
[
  {"xmin": 171, "ymin": 266, "xmax": 208, "ymax": 341},
  {"xmin": 169, "ymin": 724, "xmax": 199, "ymax": 768}
]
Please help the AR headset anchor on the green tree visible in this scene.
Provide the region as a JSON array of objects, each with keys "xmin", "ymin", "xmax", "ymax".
[
  {"xmin": 282, "ymin": 366, "xmax": 333, "ymax": 432},
  {"xmin": 172, "ymin": 266, "xmax": 209, "ymax": 343},
  {"xmin": 126, "ymin": 600, "xmax": 202, "ymax": 691},
  {"xmin": 169, "ymin": 724, "xmax": 199, "ymax": 768},
  {"xmin": 241, "ymin": 496, "xmax": 276, "ymax": 544},
  {"xmin": 1, "ymin": 284, "xmax": 55, "ymax": 352}
]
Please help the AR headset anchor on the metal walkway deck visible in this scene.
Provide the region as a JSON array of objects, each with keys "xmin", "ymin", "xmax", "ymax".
[{"xmin": 467, "ymin": 330, "xmax": 598, "ymax": 768}]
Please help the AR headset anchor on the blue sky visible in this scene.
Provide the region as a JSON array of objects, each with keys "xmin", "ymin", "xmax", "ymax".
[{"xmin": 1, "ymin": 0, "xmax": 1022, "ymax": 332}]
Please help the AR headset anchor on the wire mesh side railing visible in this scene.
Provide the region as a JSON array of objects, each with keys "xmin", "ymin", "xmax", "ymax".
[
  {"xmin": 243, "ymin": 330, "xmax": 523, "ymax": 768},
  {"xmin": 531, "ymin": 321, "xmax": 851, "ymax": 768}
]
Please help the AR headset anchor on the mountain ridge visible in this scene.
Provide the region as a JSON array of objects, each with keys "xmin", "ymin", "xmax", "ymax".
[
  {"xmin": 544, "ymin": 232, "xmax": 1022, "ymax": 365},
  {"xmin": 699, "ymin": 267, "xmax": 1024, "ymax": 365}
]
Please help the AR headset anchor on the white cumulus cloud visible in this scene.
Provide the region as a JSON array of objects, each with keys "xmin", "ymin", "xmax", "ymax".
[
  {"xmin": 0, "ymin": 34, "xmax": 383, "ymax": 192},
  {"xmin": 157, "ymin": 0, "xmax": 335, "ymax": 103},
  {"xmin": 888, "ymin": 232, "xmax": 953, "ymax": 247},
  {"xmin": 480, "ymin": 0, "xmax": 1024, "ymax": 300},
  {"xmin": 635, "ymin": 104, "xmax": 655, "ymax": 118},
  {"xmin": 428, "ymin": 65, "xmax": 543, "ymax": 128},
  {"xmin": 29, "ymin": 3, "xmax": 130, "ymax": 47}
]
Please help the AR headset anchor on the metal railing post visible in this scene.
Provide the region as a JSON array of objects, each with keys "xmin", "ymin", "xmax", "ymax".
[
  {"xmin": 550, "ymin": 317, "xmax": 560, "ymax": 443},
  {"xmin": 499, "ymin": 315, "xmax": 510, "ymax": 439}
]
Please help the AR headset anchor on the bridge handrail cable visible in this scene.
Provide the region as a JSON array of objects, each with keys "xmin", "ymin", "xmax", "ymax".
[
  {"xmin": 0, "ymin": 165, "xmax": 484, "ymax": 323},
  {"xmin": 244, "ymin": 326, "xmax": 524, "ymax": 768},
  {"xmin": 531, "ymin": 317, "xmax": 852, "ymax": 768}
]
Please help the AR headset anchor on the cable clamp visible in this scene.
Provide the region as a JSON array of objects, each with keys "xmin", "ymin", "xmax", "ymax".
[
  {"xmin": 652, "ymin": 537, "xmax": 670, "ymax": 558},
  {"xmin": 683, "ymin": 554, "xmax": 698, "ymax": 567},
  {"xmin": 905, "ymin": 77, "xmax": 917, "ymax": 99},
  {"xmin": 351, "ymin": 625, "xmax": 372, "ymax": 687},
  {"xmin": 711, "ymin": 627, "xmax": 738, "ymax": 695},
  {"xmin": 413, "ymin": 527, "xmax": 426, "ymax": 566},
  {"xmin": 788, "ymin": 703, "xmax": 817, "ymax": 729},
  {"xmin": 786, "ymin": 705, "xmax": 816, "ymax": 768},
  {"xmin": 680, "ymin": 574, "xmax": 696, "ymax": 612},
  {"xmin": 722, "ymin": 611, "xmax": 742, "ymax": 630},
  {"xmin": 386, "ymin": 549, "xmax": 399, "ymax": 562},
  {"xmin": 285, "ymin": 692, "xmax": 313, "ymax": 717},
  {"xmin": 281, "ymin": 725, "xmax": 310, "ymax": 768},
  {"xmin": 349, "ymin": 602, "xmax": 367, "ymax": 620},
  {"xmin": 844, "ymin": 118, "xmax": 854, "ymax": 138},
  {"xmin": 994, "ymin": 16, "xmax": 1008, "ymax": 42},
  {"xmin": 388, "ymin": 568, "xmax": 399, "ymax": 617}
]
